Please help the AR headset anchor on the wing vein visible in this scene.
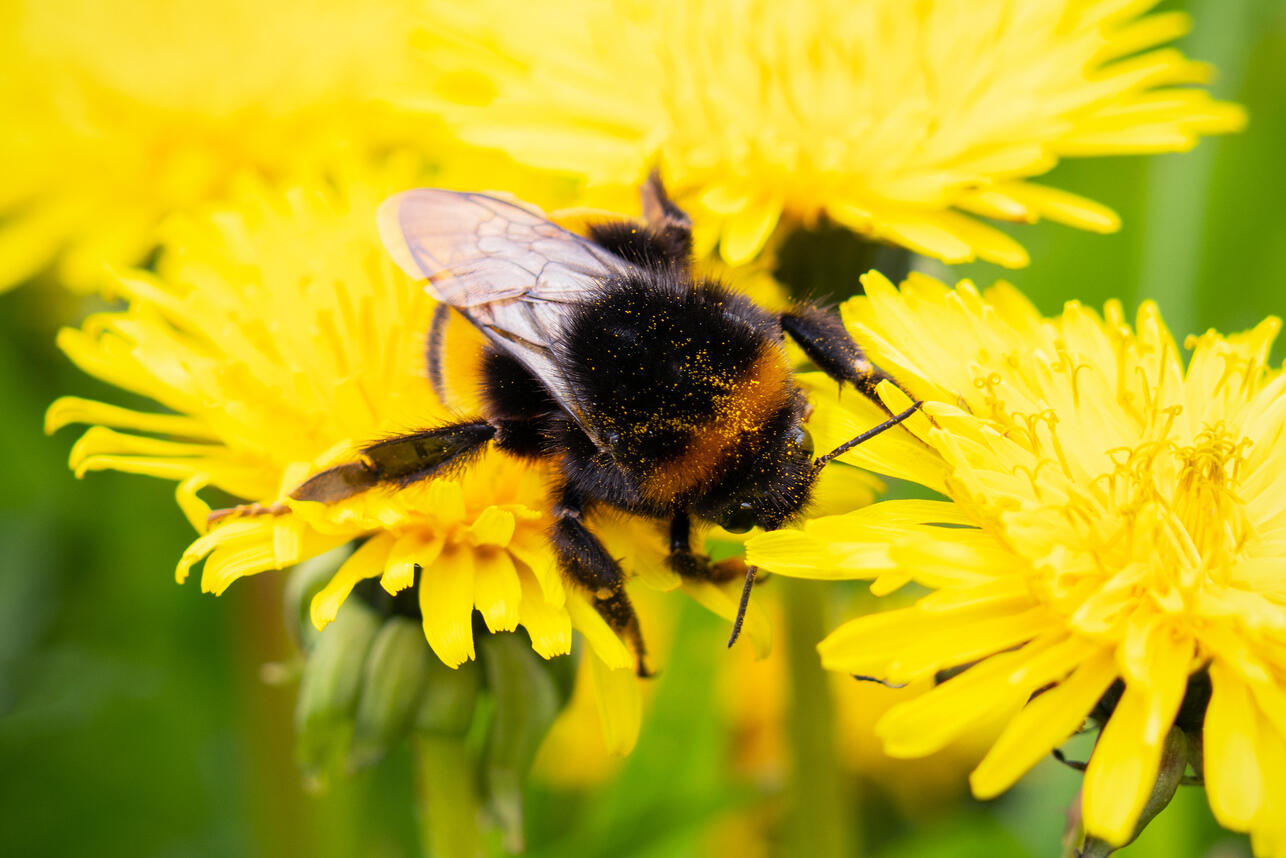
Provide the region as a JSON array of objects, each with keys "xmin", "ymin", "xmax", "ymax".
[{"xmin": 378, "ymin": 188, "xmax": 625, "ymax": 450}]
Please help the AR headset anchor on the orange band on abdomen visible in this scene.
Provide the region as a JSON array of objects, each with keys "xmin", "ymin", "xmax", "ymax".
[{"xmin": 638, "ymin": 346, "xmax": 791, "ymax": 501}]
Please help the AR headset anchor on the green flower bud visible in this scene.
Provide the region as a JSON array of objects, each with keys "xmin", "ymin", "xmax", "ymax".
[
  {"xmin": 348, "ymin": 617, "xmax": 433, "ymax": 771},
  {"xmin": 1079, "ymin": 727, "xmax": 1190, "ymax": 858},
  {"xmin": 294, "ymin": 597, "xmax": 381, "ymax": 786},
  {"xmin": 479, "ymin": 633, "xmax": 566, "ymax": 852},
  {"xmin": 414, "ymin": 649, "xmax": 482, "ymax": 738}
]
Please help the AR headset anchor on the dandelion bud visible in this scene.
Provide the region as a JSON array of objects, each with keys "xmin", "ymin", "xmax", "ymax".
[
  {"xmin": 348, "ymin": 617, "xmax": 434, "ymax": 771},
  {"xmin": 293, "ymin": 598, "xmax": 382, "ymax": 785},
  {"xmin": 282, "ymin": 548, "xmax": 352, "ymax": 651},
  {"xmin": 1080, "ymin": 728, "xmax": 1189, "ymax": 857},
  {"xmin": 414, "ymin": 646, "xmax": 482, "ymax": 738},
  {"xmin": 480, "ymin": 633, "xmax": 567, "ymax": 852}
]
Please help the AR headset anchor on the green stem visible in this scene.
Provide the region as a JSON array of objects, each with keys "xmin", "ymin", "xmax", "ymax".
[
  {"xmin": 1061, "ymin": 788, "xmax": 1086, "ymax": 858},
  {"xmin": 781, "ymin": 577, "xmax": 855, "ymax": 858},
  {"xmin": 414, "ymin": 734, "xmax": 484, "ymax": 858},
  {"xmin": 1135, "ymin": 0, "xmax": 1253, "ymax": 336}
]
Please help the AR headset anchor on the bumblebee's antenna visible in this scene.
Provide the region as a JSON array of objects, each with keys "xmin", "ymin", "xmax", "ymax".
[
  {"xmin": 727, "ymin": 564, "xmax": 759, "ymax": 648},
  {"xmin": 813, "ymin": 401, "xmax": 922, "ymax": 471},
  {"xmin": 727, "ymin": 401, "xmax": 922, "ymax": 649}
]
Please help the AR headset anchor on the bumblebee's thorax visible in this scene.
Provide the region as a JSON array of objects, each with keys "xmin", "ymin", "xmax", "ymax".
[{"xmin": 558, "ymin": 272, "xmax": 795, "ymax": 505}]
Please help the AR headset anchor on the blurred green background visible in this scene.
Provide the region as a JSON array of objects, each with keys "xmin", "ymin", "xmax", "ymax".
[{"xmin": 3, "ymin": 0, "xmax": 1284, "ymax": 855}]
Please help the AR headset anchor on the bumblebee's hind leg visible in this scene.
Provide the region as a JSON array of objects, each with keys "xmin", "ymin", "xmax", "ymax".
[
  {"xmin": 551, "ymin": 489, "xmax": 650, "ymax": 677},
  {"xmin": 290, "ymin": 420, "xmax": 497, "ymax": 503},
  {"xmin": 666, "ymin": 512, "xmax": 746, "ymax": 583}
]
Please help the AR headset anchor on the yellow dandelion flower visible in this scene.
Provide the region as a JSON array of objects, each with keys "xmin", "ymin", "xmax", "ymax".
[
  {"xmin": 45, "ymin": 171, "xmax": 667, "ymax": 753},
  {"xmin": 0, "ymin": 0, "xmax": 432, "ymax": 292},
  {"xmin": 749, "ymin": 271, "xmax": 1286, "ymax": 852},
  {"xmin": 413, "ymin": 0, "xmax": 1244, "ymax": 268}
]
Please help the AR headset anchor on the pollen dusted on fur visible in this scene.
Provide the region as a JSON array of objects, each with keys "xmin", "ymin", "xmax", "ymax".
[
  {"xmin": 45, "ymin": 175, "xmax": 648, "ymax": 755},
  {"xmin": 638, "ymin": 348, "xmax": 792, "ymax": 501},
  {"xmin": 362, "ymin": 175, "xmax": 916, "ymax": 659}
]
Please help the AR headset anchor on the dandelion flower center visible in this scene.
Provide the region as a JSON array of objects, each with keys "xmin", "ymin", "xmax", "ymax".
[{"xmin": 1051, "ymin": 422, "xmax": 1256, "ymax": 624}]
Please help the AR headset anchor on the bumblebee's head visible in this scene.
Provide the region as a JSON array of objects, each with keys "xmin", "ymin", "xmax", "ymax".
[
  {"xmin": 699, "ymin": 422, "xmax": 817, "ymax": 534},
  {"xmin": 703, "ymin": 398, "xmax": 925, "ymax": 536},
  {"xmin": 716, "ymin": 400, "xmax": 923, "ymax": 650}
]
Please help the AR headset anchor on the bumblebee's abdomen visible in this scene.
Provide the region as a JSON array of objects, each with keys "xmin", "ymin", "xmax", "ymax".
[{"xmin": 560, "ymin": 273, "xmax": 790, "ymax": 501}]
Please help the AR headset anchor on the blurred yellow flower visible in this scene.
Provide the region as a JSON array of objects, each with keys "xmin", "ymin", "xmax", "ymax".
[
  {"xmin": 44, "ymin": 171, "xmax": 659, "ymax": 750},
  {"xmin": 750, "ymin": 272, "xmax": 1286, "ymax": 853},
  {"xmin": 831, "ymin": 659, "xmax": 1008, "ymax": 815},
  {"xmin": 0, "ymin": 0, "xmax": 430, "ymax": 292},
  {"xmin": 717, "ymin": 595, "xmax": 1000, "ymax": 814},
  {"xmin": 412, "ymin": 0, "xmax": 1244, "ymax": 267}
]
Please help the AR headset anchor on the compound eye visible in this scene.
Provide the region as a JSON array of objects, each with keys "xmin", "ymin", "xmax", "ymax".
[
  {"xmin": 790, "ymin": 426, "xmax": 814, "ymax": 456},
  {"xmin": 720, "ymin": 502, "xmax": 757, "ymax": 534}
]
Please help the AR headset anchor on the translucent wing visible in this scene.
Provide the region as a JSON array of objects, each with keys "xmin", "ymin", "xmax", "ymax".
[{"xmin": 378, "ymin": 189, "xmax": 627, "ymax": 445}]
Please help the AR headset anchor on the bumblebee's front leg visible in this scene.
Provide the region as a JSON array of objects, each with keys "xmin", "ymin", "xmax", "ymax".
[
  {"xmin": 551, "ymin": 489, "xmax": 650, "ymax": 677},
  {"xmin": 780, "ymin": 305, "xmax": 909, "ymax": 402},
  {"xmin": 666, "ymin": 512, "xmax": 745, "ymax": 583}
]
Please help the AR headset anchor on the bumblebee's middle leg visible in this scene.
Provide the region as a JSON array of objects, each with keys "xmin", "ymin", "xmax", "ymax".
[
  {"xmin": 551, "ymin": 489, "xmax": 650, "ymax": 676},
  {"xmin": 640, "ymin": 169, "xmax": 692, "ymax": 261},
  {"xmin": 666, "ymin": 512, "xmax": 746, "ymax": 583},
  {"xmin": 584, "ymin": 171, "xmax": 693, "ymax": 270}
]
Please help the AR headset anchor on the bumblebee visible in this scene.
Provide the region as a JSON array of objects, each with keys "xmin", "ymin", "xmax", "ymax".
[{"xmin": 291, "ymin": 174, "xmax": 918, "ymax": 673}]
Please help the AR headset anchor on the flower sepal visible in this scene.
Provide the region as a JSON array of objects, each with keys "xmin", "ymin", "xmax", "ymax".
[{"xmin": 1078, "ymin": 726, "xmax": 1191, "ymax": 857}]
